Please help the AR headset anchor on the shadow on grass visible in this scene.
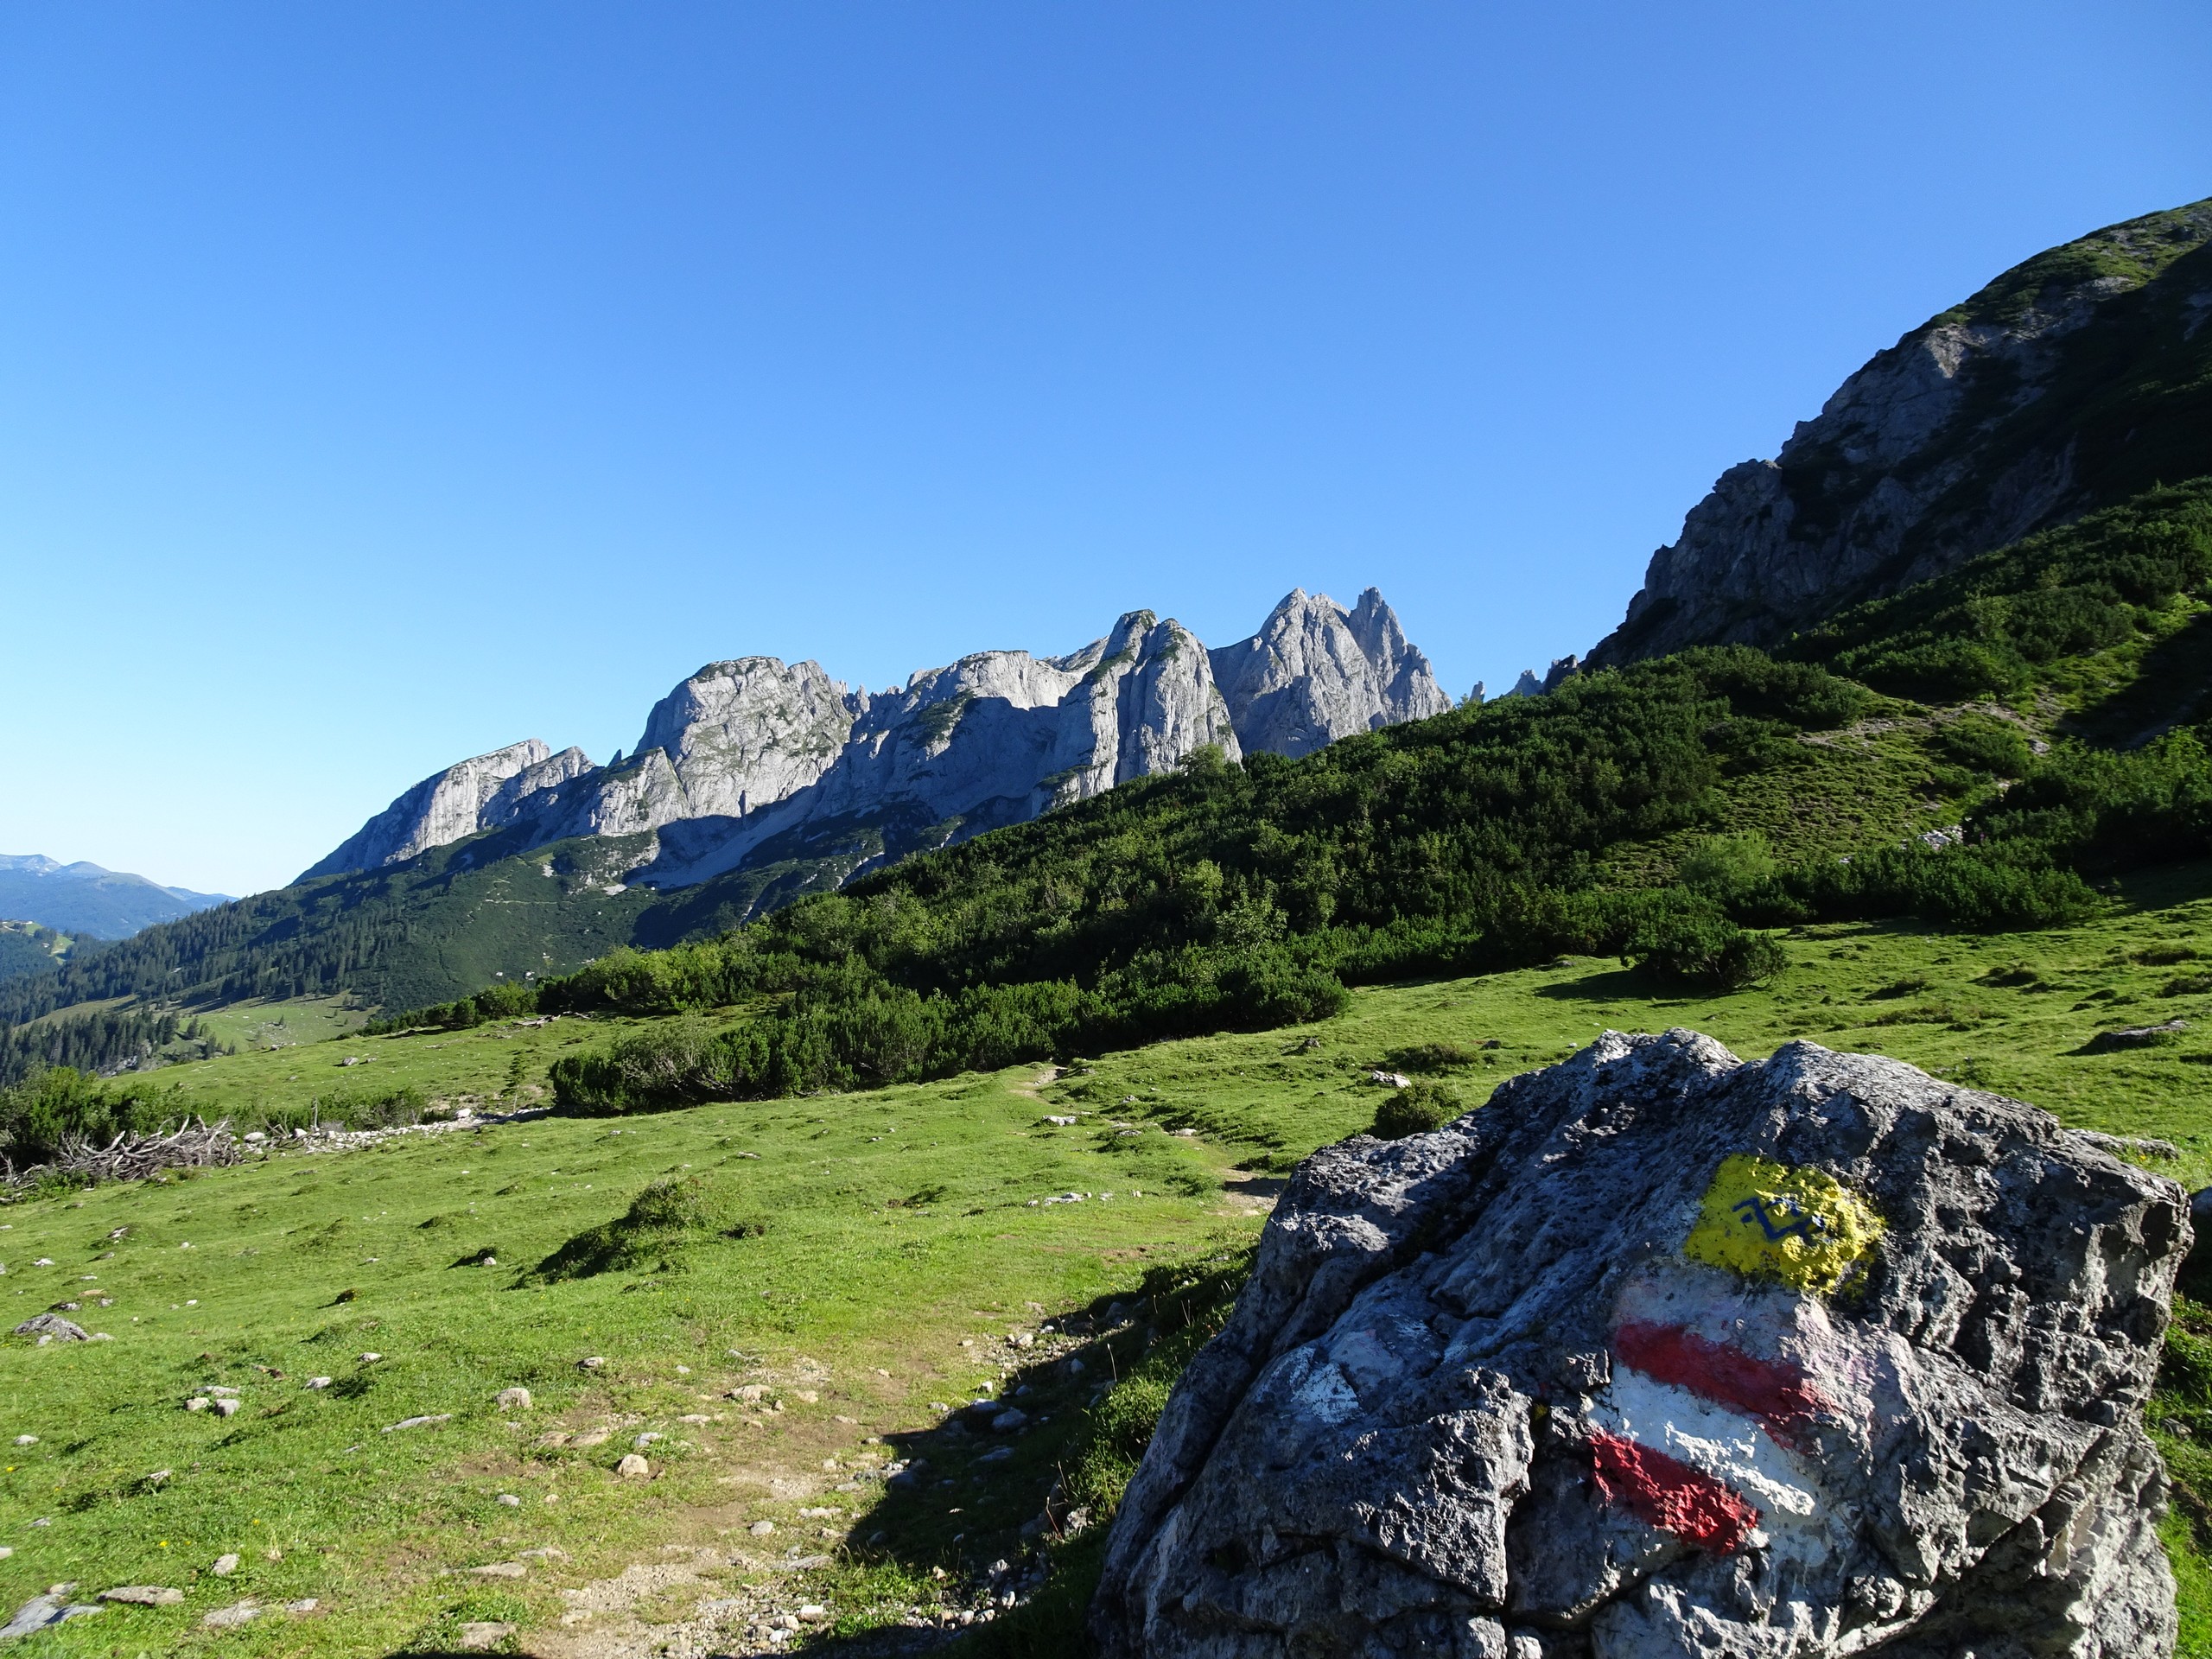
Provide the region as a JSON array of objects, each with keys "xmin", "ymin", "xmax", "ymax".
[{"xmin": 768, "ymin": 1247, "xmax": 1255, "ymax": 1659}]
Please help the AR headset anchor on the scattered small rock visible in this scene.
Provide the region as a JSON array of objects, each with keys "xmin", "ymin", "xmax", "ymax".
[
  {"xmin": 579, "ymin": 1356, "xmax": 606, "ymax": 1370},
  {"xmin": 459, "ymin": 1622, "xmax": 517, "ymax": 1650},
  {"xmin": 212, "ymin": 1554, "xmax": 241, "ymax": 1577},
  {"xmin": 749, "ymin": 1520, "xmax": 776, "ymax": 1536},
  {"xmin": 97, "ymin": 1586, "xmax": 183, "ymax": 1605},
  {"xmin": 0, "ymin": 1591, "xmax": 100, "ymax": 1640},
  {"xmin": 202, "ymin": 1600, "xmax": 257, "ymax": 1628},
  {"xmin": 615, "ymin": 1453, "xmax": 652, "ymax": 1479},
  {"xmin": 11, "ymin": 1436, "xmax": 34, "ymax": 1447},
  {"xmin": 495, "ymin": 1387, "xmax": 532, "ymax": 1411},
  {"xmin": 496, "ymin": 1494, "xmax": 521, "ymax": 1507},
  {"xmin": 357, "ymin": 1351, "xmax": 383, "ymax": 1363},
  {"xmin": 284, "ymin": 1598, "xmax": 319, "ymax": 1614},
  {"xmin": 185, "ymin": 1397, "xmax": 211, "ymax": 1413},
  {"xmin": 304, "ymin": 1376, "xmax": 333, "ymax": 1390},
  {"xmin": 12, "ymin": 1314, "xmax": 87, "ymax": 1343},
  {"xmin": 213, "ymin": 1398, "xmax": 241, "ymax": 1418},
  {"xmin": 469, "ymin": 1561, "xmax": 527, "ymax": 1579},
  {"xmin": 380, "ymin": 1414, "xmax": 451, "ymax": 1433},
  {"xmin": 2088, "ymin": 1018, "xmax": 2190, "ymax": 1052}
]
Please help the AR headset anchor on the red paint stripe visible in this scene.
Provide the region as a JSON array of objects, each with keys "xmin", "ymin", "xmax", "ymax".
[
  {"xmin": 1613, "ymin": 1319, "xmax": 1830, "ymax": 1452},
  {"xmin": 1588, "ymin": 1429, "xmax": 1758, "ymax": 1554}
]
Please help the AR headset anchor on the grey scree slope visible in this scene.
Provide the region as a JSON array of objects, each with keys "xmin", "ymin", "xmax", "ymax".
[{"xmin": 1092, "ymin": 1030, "xmax": 2187, "ymax": 1659}]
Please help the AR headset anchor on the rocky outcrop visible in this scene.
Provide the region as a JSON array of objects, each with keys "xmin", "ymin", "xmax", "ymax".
[
  {"xmin": 300, "ymin": 740, "xmax": 587, "ymax": 880},
  {"xmin": 643, "ymin": 610, "xmax": 1243, "ymax": 887},
  {"xmin": 305, "ymin": 590, "xmax": 1443, "ymax": 891},
  {"xmin": 1094, "ymin": 1029, "xmax": 2185, "ymax": 1659},
  {"xmin": 1210, "ymin": 588, "xmax": 1451, "ymax": 758},
  {"xmin": 527, "ymin": 658, "xmax": 862, "ymax": 845},
  {"xmin": 1588, "ymin": 197, "xmax": 2212, "ymax": 667}
]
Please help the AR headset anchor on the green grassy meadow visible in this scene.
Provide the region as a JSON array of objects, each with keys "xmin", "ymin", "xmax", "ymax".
[{"xmin": 7, "ymin": 868, "xmax": 2212, "ymax": 1654}]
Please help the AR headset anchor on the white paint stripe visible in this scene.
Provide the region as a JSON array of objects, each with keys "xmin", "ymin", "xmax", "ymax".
[{"xmin": 1589, "ymin": 1369, "xmax": 1821, "ymax": 1522}]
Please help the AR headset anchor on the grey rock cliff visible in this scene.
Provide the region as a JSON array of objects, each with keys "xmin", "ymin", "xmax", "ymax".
[
  {"xmin": 306, "ymin": 588, "xmax": 1445, "ymax": 893},
  {"xmin": 1587, "ymin": 197, "xmax": 2212, "ymax": 668},
  {"xmin": 532, "ymin": 657, "xmax": 861, "ymax": 843},
  {"xmin": 1093, "ymin": 1029, "xmax": 2184, "ymax": 1659},
  {"xmin": 644, "ymin": 609, "xmax": 1242, "ymax": 888},
  {"xmin": 1211, "ymin": 588, "xmax": 1452, "ymax": 758},
  {"xmin": 300, "ymin": 740, "xmax": 582, "ymax": 880}
]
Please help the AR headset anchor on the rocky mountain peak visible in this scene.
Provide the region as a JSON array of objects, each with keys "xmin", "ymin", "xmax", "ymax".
[
  {"xmin": 1586, "ymin": 196, "xmax": 2212, "ymax": 667},
  {"xmin": 300, "ymin": 738, "xmax": 564, "ymax": 881},
  {"xmin": 1209, "ymin": 587, "xmax": 1451, "ymax": 758},
  {"xmin": 305, "ymin": 588, "xmax": 1446, "ymax": 900}
]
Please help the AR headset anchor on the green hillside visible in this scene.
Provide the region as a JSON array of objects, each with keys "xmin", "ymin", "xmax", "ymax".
[
  {"xmin": 1, "ymin": 874, "xmax": 2210, "ymax": 1653},
  {"xmin": 11, "ymin": 476, "xmax": 2212, "ymax": 1093}
]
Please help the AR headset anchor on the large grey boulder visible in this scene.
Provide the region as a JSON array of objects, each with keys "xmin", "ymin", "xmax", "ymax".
[{"xmin": 1093, "ymin": 1030, "xmax": 2186, "ymax": 1659}]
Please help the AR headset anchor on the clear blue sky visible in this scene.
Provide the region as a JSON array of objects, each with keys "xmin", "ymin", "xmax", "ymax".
[{"xmin": 4, "ymin": 3, "xmax": 2207, "ymax": 897}]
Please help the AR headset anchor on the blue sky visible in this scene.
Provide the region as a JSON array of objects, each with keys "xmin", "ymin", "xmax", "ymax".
[{"xmin": 3, "ymin": 2, "xmax": 2208, "ymax": 896}]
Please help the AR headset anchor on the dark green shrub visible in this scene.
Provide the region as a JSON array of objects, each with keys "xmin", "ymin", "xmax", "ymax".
[
  {"xmin": 527, "ymin": 1173, "xmax": 761, "ymax": 1281},
  {"xmin": 1383, "ymin": 1042, "xmax": 1478, "ymax": 1072},
  {"xmin": 1370, "ymin": 1080, "xmax": 1463, "ymax": 1140},
  {"xmin": 1936, "ymin": 715, "xmax": 2036, "ymax": 778},
  {"xmin": 1676, "ymin": 832, "xmax": 1778, "ymax": 903},
  {"xmin": 1624, "ymin": 902, "xmax": 1787, "ymax": 988}
]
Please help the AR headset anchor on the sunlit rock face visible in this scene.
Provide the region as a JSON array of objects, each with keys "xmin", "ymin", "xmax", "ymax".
[
  {"xmin": 302, "ymin": 588, "xmax": 1446, "ymax": 894},
  {"xmin": 1092, "ymin": 1029, "xmax": 2186, "ymax": 1659},
  {"xmin": 1210, "ymin": 588, "xmax": 1451, "ymax": 759},
  {"xmin": 299, "ymin": 739, "xmax": 585, "ymax": 880},
  {"xmin": 1586, "ymin": 198, "xmax": 2212, "ymax": 669}
]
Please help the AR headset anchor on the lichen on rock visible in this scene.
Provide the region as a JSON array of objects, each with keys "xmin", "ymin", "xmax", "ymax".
[{"xmin": 1091, "ymin": 1029, "xmax": 2188, "ymax": 1659}]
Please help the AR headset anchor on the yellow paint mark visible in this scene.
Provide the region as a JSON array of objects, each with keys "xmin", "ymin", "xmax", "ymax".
[{"xmin": 1683, "ymin": 1154, "xmax": 1882, "ymax": 1294}]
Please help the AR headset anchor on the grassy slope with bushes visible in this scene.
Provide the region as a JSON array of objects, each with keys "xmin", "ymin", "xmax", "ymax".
[
  {"xmin": 3, "ymin": 871, "xmax": 2212, "ymax": 1651},
  {"xmin": 11, "ymin": 477, "xmax": 2209, "ymax": 1095}
]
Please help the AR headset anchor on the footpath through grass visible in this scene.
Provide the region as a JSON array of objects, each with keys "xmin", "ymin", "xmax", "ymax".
[{"xmin": 6, "ymin": 867, "xmax": 2212, "ymax": 1653}]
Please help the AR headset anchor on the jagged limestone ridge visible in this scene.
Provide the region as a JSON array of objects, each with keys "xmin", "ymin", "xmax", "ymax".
[{"xmin": 304, "ymin": 588, "xmax": 1446, "ymax": 888}]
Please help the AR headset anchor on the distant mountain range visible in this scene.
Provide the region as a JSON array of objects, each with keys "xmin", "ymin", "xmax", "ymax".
[
  {"xmin": 9, "ymin": 194, "xmax": 2210, "ymax": 1055},
  {"xmin": 303, "ymin": 587, "xmax": 1452, "ymax": 894},
  {"xmin": 0, "ymin": 855, "xmax": 232, "ymax": 940}
]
